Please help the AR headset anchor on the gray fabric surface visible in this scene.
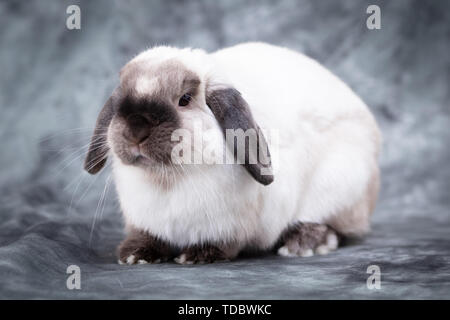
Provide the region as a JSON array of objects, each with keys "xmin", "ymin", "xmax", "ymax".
[{"xmin": 0, "ymin": 0, "xmax": 449, "ymax": 299}]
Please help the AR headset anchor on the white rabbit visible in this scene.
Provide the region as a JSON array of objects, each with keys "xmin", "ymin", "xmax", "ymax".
[{"xmin": 84, "ymin": 42, "xmax": 381, "ymax": 264}]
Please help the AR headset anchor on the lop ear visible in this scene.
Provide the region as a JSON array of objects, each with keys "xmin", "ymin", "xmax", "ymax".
[
  {"xmin": 206, "ymin": 87, "xmax": 274, "ymax": 185},
  {"xmin": 84, "ymin": 87, "xmax": 120, "ymax": 174}
]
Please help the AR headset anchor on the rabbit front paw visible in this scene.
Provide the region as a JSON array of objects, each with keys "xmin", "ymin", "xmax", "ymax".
[
  {"xmin": 174, "ymin": 244, "xmax": 231, "ymax": 264},
  {"xmin": 118, "ymin": 228, "xmax": 173, "ymax": 265}
]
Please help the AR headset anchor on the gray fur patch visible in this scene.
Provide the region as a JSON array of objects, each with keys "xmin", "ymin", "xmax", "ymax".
[{"xmin": 206, "ymin": 88, "xmax": 274, "ymax": 185}]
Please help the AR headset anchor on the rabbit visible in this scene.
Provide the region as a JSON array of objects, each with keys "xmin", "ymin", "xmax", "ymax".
[{"xmin": 84, "ymin": 42, "xmax": 381, "ymax": 264}]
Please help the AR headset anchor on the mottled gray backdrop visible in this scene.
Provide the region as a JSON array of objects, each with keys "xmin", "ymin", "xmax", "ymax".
[{"xmin": 0, "ymin": 0, "xmax": 449, "ymax": 299}]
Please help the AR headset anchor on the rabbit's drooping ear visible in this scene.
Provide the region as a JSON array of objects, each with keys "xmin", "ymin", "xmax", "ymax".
[
  {"xmin": 84, "ymin": 87, "xmax": 121, "ymax": 174},
  {"xmin": 206, "ymin": 87, "xmax": 274, "ymax": 185}
]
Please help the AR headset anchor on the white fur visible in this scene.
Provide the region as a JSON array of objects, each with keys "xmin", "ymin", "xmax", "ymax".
[
  {"xmin": 111, "ymin": 42, "xmax": 381, "ymax": 251},
  {"xmin": 135, "ymin": 76, "xmax": 159, "ymax": 96},
  {"xmin": 126, "ymin": 255, "xmax": 136, "ymax": 265}
]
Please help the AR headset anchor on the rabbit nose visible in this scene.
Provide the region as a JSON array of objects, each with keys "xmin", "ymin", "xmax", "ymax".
[{"xmin": 123, "ymin": 114, "xmax": 151, "ymax": 144}]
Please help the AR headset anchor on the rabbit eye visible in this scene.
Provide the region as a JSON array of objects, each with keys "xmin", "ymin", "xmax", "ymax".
[{"xmin": 178, "ymin": 93, "xmax": 192, "ymax": 107}]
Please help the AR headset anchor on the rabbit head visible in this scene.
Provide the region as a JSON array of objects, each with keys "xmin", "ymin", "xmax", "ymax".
[{"xmin": 84, "ymin": 46, "xmax": 273, "ymax": 185}]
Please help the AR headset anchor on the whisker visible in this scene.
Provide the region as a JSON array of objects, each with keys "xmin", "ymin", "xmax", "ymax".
[
  {"xmin": 89, "ymin": 173, "xmax": 112, "ymax": 247},
  {"xmin": 56, "ymin": 143, "xmax": 108, "ymax": 175}
]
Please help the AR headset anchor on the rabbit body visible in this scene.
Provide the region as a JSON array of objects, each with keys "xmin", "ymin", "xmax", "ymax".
[{"xmin": 111, "ymin": 43, "xmax": 381, "ymax": 255}]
